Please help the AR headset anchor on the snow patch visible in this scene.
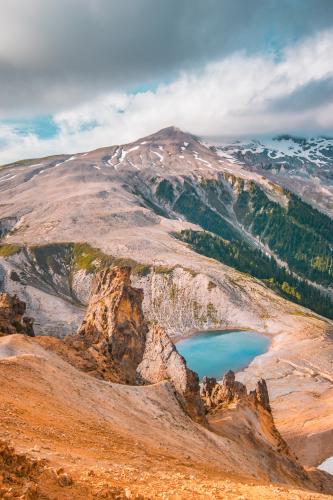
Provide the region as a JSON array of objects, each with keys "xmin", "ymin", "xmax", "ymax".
[
  {"xmin": 192, "ymin": 151, "xmax": 215, "ymax": 169},
  {"xmin": 152, "ymin": 150, "xmax": 163, "ymax": 162},
  {"xmin": 319, "ymin": 456, "xmax": 333, "ymax": 475},
  {"xmin": 120, "ymin": 145, "xmax": 140, "ymax": 161}
]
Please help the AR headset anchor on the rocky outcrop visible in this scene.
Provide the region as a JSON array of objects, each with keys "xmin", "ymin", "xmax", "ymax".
[
  {"xmin": 250, "ymin": 378, "xmax": 271, "ymax": 412},
  {"xmin": 75, "ymin": 266, "xmax": 147, "ymax": 384},
  {"xmin": 74, "ymin": 266, "xmax": 205, "ymax": 420},
  {"xmin": 201, "ymin": 370, "xmax": 247, "ymax": 410},
  {"xmin": 0, "ymin": 292, "xmax": 34, "ymax": 337},
  {"xmin": 205, "ymin": 370, "xmax": 302, "ymax": 476},
  {"xmin": 40, "ymin": 267, "xmax": 205, "ymax": 422},
  {"xmin": 137, "ymin": 323, "xmax": 206, "ymax": 422}
]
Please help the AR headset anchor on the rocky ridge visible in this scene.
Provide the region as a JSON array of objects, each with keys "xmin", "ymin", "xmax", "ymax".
[
  {"xmin": 201, "ymin": 370, "xmax": 271, "ymax": 413},
  {"xmin": 213, "ymin": 135, "xmax": 333, "ymax": 216},
  {"xmin": 201, "ymin": 370, "xmax": 247, "ymax": 409},
  {"xmin": 0, "ymin": 277, "xmax": 333, "ymax": 496}
]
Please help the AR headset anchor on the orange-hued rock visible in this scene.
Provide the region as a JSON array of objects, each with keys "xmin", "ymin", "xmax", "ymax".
[
  {"xmin": 42, "ymin": 268, "xmax": 206, "ymax": 421},
  {"xmin": 201, "ymin": 371, "xmax": 271, "ymax": 413},
  {"xmin": 1, "ymin": 334, "xmax": 333, "ymax": 499},
  {"xmin": 137, "ymin": 323, "xmax": 206, "ymax": 422},
  {"xmin": 0, "ymin": 292, "xmax": 34, "ymax": 337},
  {"xmin": 250, "ymin": 378, "xmax": 271, "ymax": 412},
  {"xmin": 201, "ymin": 370, "xmax": 247, "ymax": 409},
  {"xmin": 203, "ymin": 370, "xmax": 301, "ymax": 479},
  {"xmin": 75, "ymin": 266, "xmax": 147, "ymax": 383}
]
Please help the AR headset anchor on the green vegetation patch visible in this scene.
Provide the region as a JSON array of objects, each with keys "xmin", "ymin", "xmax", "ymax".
[
  {"xmin": 73, "ymin": 243, "xmax": 113, "ymax": 273},
  {"xmin": 156, "ymin": 179, "xmax": 175, "ymax": 203},
  {"xmin": 233, "ymin": 182, "xmax": 333, "ymax": 287},
  {"xmin": 29, "ymin": 242, "xmax": 156, "ymax": 277},
  {"xmin": 0, "ymin": 244, "xmax": 21, "ymax": 257},
  {"xmin": 153, "ymin": 265, "xmax": 173, "ymax": 275},
  {"xmin": 175, "ymin": 229, "xmax": 333, "ymax": 320}
]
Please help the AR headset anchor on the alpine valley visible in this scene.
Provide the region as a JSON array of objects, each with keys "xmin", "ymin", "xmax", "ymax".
[{"xmin": 1, "ymin": 126, "xmax": 333, "ymax": 498}]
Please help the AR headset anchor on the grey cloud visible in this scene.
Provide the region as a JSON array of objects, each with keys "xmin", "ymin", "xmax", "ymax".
[
  {"xmin": 268, "ymin": 78, "xmax": 333, "ymax": 112},
  {"xmin": 1, "ymin": 0, "xmax": 333, "ymax": 117}
]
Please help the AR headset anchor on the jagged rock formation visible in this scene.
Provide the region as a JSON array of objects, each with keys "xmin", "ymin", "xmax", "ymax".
[
  {"xmin": 75, "ymin": 266, "xmax": 147, "ymax": 384},
  {"xmin": 39, "ymin": 266, "xmax": 206, "ymax": 422},
  {"xmin": 201, "ymin": 370, "xmax": 247, "ymax": 409},
  {"xmin": 137, "ymin": 323, "xmax": 206, "ymax": 422},
  {"xmin": 204, "ymin": 370, "xmax": 303, "ymax": 479},
  {"xmin": 201, "ymin": 370, "xmax": 271, "ymax": 412},
  {"xmin": 250, "ymin": 378, "xmax": 271, "ymax": 412},
  {"xmin": 0, "ymin": 292, "xmax": 34, "ymax": 337}
]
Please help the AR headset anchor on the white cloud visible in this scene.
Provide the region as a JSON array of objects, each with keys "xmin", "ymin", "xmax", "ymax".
[{"xmin": 1, "ymin": 28, "xmax": 333, "ymax": 164}]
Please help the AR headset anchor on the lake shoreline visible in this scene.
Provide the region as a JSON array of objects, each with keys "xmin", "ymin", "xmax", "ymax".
[
  {"xmin": 176, "ymin": 329, "xmax": 270, "ymax": 381},
  {"xmin": 173, "ymin": 325, "xmax": 271, "ymax": 344}
]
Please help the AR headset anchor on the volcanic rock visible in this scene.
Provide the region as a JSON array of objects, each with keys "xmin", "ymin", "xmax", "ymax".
[
  {"xmin": 76, "ymin": 266, "xmax": 147, "ymax": 384},
  {"xmin": 0, "ymin": 292, "xmax": 35, "ymax": 337},
  {"xmin": 251, "ymin": 378, "xmax": 271, "ymax": 412},
  {"xmin": 137, "ymin": 323, "xmax": 206, "ymax": 422},
  {"xmin": 201, "ymin": 370, "xmax": 247, "ymax": 410}
]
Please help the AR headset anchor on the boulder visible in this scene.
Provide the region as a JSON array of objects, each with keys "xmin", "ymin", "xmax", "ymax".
[{"xmin": 0, "ymin": 293, "xmax": 35, "ymax": 337}]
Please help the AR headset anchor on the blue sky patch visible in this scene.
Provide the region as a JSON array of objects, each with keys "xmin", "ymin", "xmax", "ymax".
[{"xmin": 2, "ymin": 115, "xmax": 59, "ymax": 140}]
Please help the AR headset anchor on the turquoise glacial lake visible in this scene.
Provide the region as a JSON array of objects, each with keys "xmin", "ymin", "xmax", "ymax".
[{"xmin": 176, "ymin": 330, "xmax": 270, "ymax": 380}]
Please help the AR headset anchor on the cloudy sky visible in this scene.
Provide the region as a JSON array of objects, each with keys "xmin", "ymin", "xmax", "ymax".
[{"xmin": 1, "ymin": 0, "xmax": 333, "ymax": 163}]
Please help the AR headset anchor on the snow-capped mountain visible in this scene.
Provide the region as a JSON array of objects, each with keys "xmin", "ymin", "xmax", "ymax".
[
  {"xmin": 0, "ymin": 126, "xmax": 332, "ymax": 334},
  {"xmin": 213, "ymin": 135, "xmax": 333, "ymax": 216}
]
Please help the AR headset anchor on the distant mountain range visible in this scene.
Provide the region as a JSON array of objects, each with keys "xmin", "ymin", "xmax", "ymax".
[
  {"xmin": 0, "ymin": 126, "xmax": 332, "ymax": 331},
  {"xmin": 213, "ymin": 134, "xmax": 333, "ymax": 216}
]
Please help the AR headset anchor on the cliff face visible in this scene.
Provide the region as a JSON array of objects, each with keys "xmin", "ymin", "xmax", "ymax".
[
  {"xmin": 76, "ymin": 266, "xmax": 147, "ymax": 384},
  {"xmin": 137, "ymin": 323, "xmax": 206, "ymax": 422},
  {"xmin": 0, "ymin": 293, "xmax": 34, "ymax": 337},
  {"xmin": 75, "ymin": 267, "xmax": 205, "ymax": 420}
]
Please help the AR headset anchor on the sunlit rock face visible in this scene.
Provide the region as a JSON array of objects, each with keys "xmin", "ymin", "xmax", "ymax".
[{"xmin": 77, "ymin": 266, "xmax": 147, "ymax": 384}]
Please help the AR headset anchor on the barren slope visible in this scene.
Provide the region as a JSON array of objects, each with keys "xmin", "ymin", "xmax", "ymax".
[
  {"xmin": 0, "ymin": 126, "xmax": 333, "ymax": 473},
  {"xmin": 1, "ymin": 334, "xmax": 332, "ymax": 499}
]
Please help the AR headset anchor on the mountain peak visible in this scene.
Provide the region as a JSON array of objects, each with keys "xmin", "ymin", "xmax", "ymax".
[{"xmin": 141, "ymin": 126, "xmax": 198, "ymax": 144}]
